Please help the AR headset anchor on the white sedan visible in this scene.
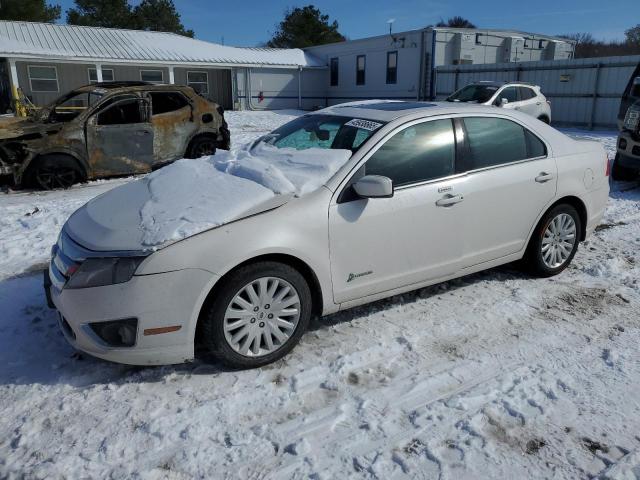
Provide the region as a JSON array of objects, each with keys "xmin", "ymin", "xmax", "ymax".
[{"xmin": 45, "ymin": 101, "xmax": 610, "ymax": 368}]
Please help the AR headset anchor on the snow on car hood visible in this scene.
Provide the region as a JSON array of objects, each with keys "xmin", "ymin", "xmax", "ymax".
[{"xmin": 65, "ymin": 143, "xmax": 352, "ymax": 251}]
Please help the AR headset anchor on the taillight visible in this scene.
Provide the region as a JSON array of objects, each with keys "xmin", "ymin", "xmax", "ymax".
[
  {"xmin": 546, "ymin": 100, "xmax": 551, "ymax": 106},
  {"xmin": 605, "ymin": 154, "xmax": 611, "ymax": 177}
]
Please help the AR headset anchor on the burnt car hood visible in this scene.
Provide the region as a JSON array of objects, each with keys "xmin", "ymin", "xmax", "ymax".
[
  {"xmin": 64, "ymin": 178, "xmax": 291, "ymax": 253},
  {"xmin": 0, "ymin": 117, "xmax": 58, "ymax": 141}
]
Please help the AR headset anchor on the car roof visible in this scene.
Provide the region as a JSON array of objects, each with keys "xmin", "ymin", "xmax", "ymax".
[
  {"xmin": 315, "ymin": 100, "xmax": 507, "ymax": 122},
  {"xmin": 471, "ymin": 81, "xmax": 539, "ymax": 88}
]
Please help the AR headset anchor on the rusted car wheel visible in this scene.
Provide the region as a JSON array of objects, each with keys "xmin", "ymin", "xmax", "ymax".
[
  {"xmin": 187, "ymin": 136, "xmax": 217, "ymax": 159},
  {"xmin": 27, "ymin": 155, "xmax": 85, "ymax": 190}
]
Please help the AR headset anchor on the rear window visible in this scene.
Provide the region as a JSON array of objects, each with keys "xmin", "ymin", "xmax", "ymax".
[
  {"xmin": 447, "ymin": 84, "xmax": 499, "ymax": 103},
  {"xmin": 150, "ymin": 92, "xmax": 189, "ymax": 115}
]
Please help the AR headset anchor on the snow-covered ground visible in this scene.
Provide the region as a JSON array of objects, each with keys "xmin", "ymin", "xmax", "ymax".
[{"xmin": 1, "ymin": 111, "xmax": 639, "ymax": 479}]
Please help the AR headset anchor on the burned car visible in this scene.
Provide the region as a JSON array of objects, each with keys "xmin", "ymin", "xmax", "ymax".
[{"xmin": 0, "ymin": 82, "xmax": 230, "ymax": 189}]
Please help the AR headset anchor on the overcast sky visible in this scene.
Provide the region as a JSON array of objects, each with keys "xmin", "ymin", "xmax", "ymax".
[{"xmin": 55, "ymin": 0, "xmax": 636, "ymax": 46}]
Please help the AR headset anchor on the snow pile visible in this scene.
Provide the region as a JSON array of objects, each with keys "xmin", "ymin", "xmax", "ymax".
[{"xmin": 139, "ymin": 143, "xmax": 351, "ymax": 245}]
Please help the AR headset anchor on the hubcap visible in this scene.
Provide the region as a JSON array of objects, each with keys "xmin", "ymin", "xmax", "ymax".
[
  {"xmin": 541, "ymin": 213, "xmax": 576, "ymax": 268},
  {"xmin": 223, "ymin": 277, "xmax": 301, "ymax": 357}
]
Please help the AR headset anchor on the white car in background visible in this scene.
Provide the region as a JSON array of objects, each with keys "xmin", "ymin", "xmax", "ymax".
[
  {"xmin": 446, "ymin": 81, "xmax": 552, "ymax": 123},
  {"xmin": 45, "ymin": 101, "xmax": 609, "ymax": 369}
]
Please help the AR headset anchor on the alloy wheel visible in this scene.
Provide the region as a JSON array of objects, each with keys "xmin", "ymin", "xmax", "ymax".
[
  {"xmin": 223, "ymin": 276, "xmax": 301, "ymax": 357},
  {"xmin": 541, "ymin": 213, "xmax": 577, "ymax": 268},
  {"xmin": 35, "ymin": 166, "xmax": 78, "ymax": 190}
]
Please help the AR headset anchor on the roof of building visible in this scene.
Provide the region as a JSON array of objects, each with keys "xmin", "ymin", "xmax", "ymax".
[
  {"xmin": 304, "ymin": 26, "xmax": 574, "ymax": 50},
  {"xmin": 0, "ymin": 21, "xmax": 324, "ymax": 68}
]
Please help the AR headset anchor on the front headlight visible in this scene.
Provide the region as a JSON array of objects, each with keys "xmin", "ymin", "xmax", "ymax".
[{"xmin": 66, "ymin": 257, "xmax": 145, "ymax": 289}]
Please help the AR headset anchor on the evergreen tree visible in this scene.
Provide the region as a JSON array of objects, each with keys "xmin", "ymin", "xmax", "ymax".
[
  {"xmin": 133, "ymin": 0, "xmax": 194, "ymax": 37},
  {"xmin": 436, "ymin": 16, "xmax": 477, "ymax": 28},
  {"xmin": 267, "ymin": 5, "xmax": 345, "ymax": 48},
  {"xmin": 66, "ymin": 0, "xmax": 135, "ymax": 29},
  {"xmin": 0, "ymin": 0, "xmax": 61, "ymax": 23}
]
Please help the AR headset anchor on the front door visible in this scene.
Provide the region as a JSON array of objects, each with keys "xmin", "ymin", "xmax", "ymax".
[
  {"xmin": 86, "ymin": 95, "xmax": 154, "ymax": 176},
  {"xmin": 329, "ymin": 118, "xmax": 465, "ymax": 304},
  {"xmin": 456, "ymin": 116, "xmax": 557, "ymax": 267}
]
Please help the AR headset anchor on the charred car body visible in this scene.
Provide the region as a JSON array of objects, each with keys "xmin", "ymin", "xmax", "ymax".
[{"xmin": 0, "ymin": 82, "xmax": 230, "ymax": 189}]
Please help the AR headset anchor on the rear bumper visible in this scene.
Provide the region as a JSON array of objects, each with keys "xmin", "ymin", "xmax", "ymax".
[{"xmin": 45, "ymin": 267, "xmax": 217, "ymax": 365}]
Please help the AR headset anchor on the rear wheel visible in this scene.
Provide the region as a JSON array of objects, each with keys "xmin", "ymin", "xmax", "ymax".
[
  {"xmin": 186, "ymin": 135, "xmax": 217, "ymax": 159},
  {"xmin": 611, "ymin": 154, "xmax": 638, "ymax": 181},
  {"xmin": 26, "ymin": 155, "xmax": 85, "ymax": 190},
  {"xmin": 523, "ymin": 204, "xmax": 581, "ymax": 277},
  {"xmin": 201, "ymin": 262, "xmax": 312, "ymax": 369}
]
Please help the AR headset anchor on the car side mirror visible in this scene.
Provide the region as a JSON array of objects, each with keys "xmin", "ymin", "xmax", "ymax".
[
  {"xmin": 353, "ymin": 175, "xmax": 393, "ymax": 199},
  {"xmin": 499, "ymin": 97, "xmax": 509, "ymax": 107}
]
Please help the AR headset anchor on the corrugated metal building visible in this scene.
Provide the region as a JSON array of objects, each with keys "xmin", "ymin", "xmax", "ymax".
[
  {"xmin": 303, "ymin": 27, "xmax": 575, "ymax": 106},
  {"xmin": 0, "ymin": 20, "xmax": 324, "ymax": 112}
]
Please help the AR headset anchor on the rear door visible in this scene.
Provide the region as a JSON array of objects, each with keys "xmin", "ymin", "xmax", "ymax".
[
  {"xmin": 86, "ymin": 95, "xmax": 154, "ymax": 176},
  {"xmin": 146, "ymin": 91, "xmax": 196, "ymax": 164},
  {"xmin": 455, "ymin": 116, "xmax": 557, "ymax": 267}
]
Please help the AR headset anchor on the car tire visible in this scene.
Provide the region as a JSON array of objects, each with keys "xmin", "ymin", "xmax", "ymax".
[
  {"xmin": 523, "ymin": 204, "xmax": 582, "ymax": 277},
  {"xmin": 201, "ymin": 261, "xmax": 312, "ymax": 369},
  {"xmin": 186, "ymin": 135, "xmax": 217, "ymax": 159},
  {"xmin": 25, "ymin": 154, "xmax": 85, "ymax": 190},
  {"xmin": 611, "ymin": 154, "xmax": 638, "ymax": 181}
]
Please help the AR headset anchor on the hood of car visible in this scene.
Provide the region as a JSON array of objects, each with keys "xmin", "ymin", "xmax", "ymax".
[
  {"xmin": 64, "ymin": 177, "xmax": 292, "ymax": 253},
  {"xmin": 0, "ymin": 117, "xmax": 62, "ymax": 141}
]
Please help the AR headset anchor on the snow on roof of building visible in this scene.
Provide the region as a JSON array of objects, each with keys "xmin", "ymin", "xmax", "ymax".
[{"xmin": 0, "ymin": 20, "xmax": 324, "ymax": 68}]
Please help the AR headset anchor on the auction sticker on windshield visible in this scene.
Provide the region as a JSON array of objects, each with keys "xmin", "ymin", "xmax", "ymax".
[{"xmin": 345, "ymin": 119, "xmax": 384, "ymax": 131}]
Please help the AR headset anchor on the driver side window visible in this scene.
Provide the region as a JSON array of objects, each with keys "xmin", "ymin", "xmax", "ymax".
[
  {"xmin": 97, "ymin": 96, "xmax": 145, "ymax": 126},
  {"xmin": 497, "ymin": 87, "xmax": 518, "ymax": 104},
  {"xmin": 364, "ymin": 119, "xmax": 455, "ymax": 186}
]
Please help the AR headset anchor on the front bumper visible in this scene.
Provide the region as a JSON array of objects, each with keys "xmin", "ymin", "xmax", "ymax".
[
  {"xmin": 45, "ymin": 266, "xmax": 217, "ymax": 365},
  {"xmin": 616, "ymin": 131, "xmax": 640, "ymax": 169}
]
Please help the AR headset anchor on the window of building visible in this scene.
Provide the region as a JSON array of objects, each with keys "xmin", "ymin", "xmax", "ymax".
[
  {"xmin": 365, "ymin": 119, "xmax": 455, "ymax": 186},
  {"xmin": 187, "ymin": 71, "xmax": 208, "ymax": 94},
  {"xmin": 28, "ymin": 65, "xmax": 58, "ymax": 92},
  {"xmin": 475, "ymin": 33, "xmax": 483, "ymax": 45},
  {"xmin": 330, "ymin": 58, "xmax": 339, "ymax": 86},
  {"xmin": 149, "ymin": 92, "xmax": 189, "ymax": 115},
  {"xmin": 538, "ymin": 40, "xmax": 546, "ymax": 49},
  {"xmin": 462, "ymin": 117, "xmax": 547, "ymax": 170},
  {"xmin": 88, "ymin": 68, "xmax": 115, "ymax": 83},
  {"xmin": 140, "ymin": 70, "xmax": 164, "ymax": 83},
  {"xmin": 356, "ymin": 55, "xmax": 366, "ymax": 86},
  {"xmin": 386, "ymin": 51, "xmax": 398, "ymax": 84}
]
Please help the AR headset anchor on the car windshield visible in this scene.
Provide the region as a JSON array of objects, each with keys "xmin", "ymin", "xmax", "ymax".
[
  {"xmin": 257, "ymin": 114, "xmax": 385, "ymax": 153},
  {"xmin": 45, "ymin": 89, "xmax": 105, "ymax": 123},
  {"xmin": 446, "ymin": 84, "xmax": 499, "ymax": 103}
]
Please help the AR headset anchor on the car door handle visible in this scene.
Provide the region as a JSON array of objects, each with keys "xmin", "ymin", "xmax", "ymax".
[
  {"xmin": 535, "ymin": 172, "xmax": 554, "ymax": 183},
  {"xmin": 136, "ymin": 130, "xmax": 151, "ymax": 136},
  {"xmin": 536, "ymin": 102, "xmax": 542, "ymax": 105},
  {"xmin": 436, "ymin": 194, "xmax": 464, "ymax": 207}
]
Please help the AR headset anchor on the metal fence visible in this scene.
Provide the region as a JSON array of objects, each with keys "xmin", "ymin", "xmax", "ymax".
[{"xmin": 434, "ymin": 55, "xmax": 640, "ymax": 129}]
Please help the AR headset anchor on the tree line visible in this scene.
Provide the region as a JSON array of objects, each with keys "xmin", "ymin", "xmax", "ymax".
[{"xmin": 0, "ymin": 0, "xmax": 193, "ymax": 37}]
